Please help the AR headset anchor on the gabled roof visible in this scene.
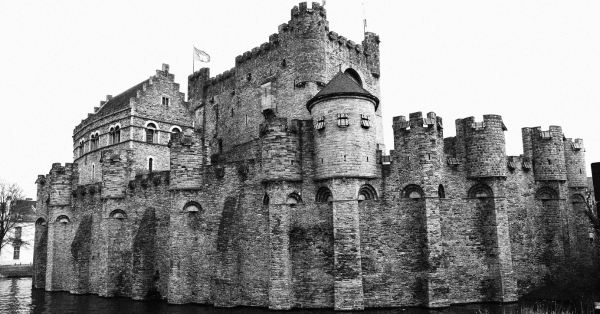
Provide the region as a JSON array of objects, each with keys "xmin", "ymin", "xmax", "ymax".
[
  {"xmin": 306, "ymin": 71, "xmax": 379, "ymax": 113},
  {"xmin": 96, "ymin": 79, "xmax": 148, "ymax": 116}
]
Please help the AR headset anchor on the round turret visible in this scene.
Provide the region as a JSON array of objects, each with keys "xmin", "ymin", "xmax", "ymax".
[
  {"xmin": 307, "ymin": 71, "xmax": 379, "ymax": 180},
  {"xmin": 260, "ymin": 115, "xmax": 302, "ymax": 182},
  {"xmin": 528, "ymin": 126, "xmax": 567, "ymax": 181},
  {"xmin": 392, "ymin": 111, "xmax": 444, "ymax": 193},
  {"xmin": 457, "ymin": 115, "xmax": 507, "ymax": 178},
  {"xmin": 49, "ymin": 163, "xmax": 73, "ymax": 206},
  {"xmin": 564, "ymin": 138, "xmax": 587, "ymax": 187}
]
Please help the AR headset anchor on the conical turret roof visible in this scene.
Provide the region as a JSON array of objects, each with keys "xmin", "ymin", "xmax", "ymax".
[{"xmin": 306, "ymin": 71, "xmax": 379, "ymax": 113}]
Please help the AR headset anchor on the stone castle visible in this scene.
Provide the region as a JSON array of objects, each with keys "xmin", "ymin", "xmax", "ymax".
[{"xmin": 32, "ymin": 2, "xmax": 596, "ymax": 311}]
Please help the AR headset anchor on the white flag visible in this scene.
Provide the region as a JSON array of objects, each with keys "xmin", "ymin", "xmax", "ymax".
[{"xmin": 193, "ymin": 47, "xmax": 210, "ymax": 63}]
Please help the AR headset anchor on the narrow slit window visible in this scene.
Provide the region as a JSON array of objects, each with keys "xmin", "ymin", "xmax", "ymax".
[
  {"xmin": 148, "ymin": 158, "xmax": 153, "ymax": 172},
  {"xmin": 162, "ymin": 97, "xmax": 170, "ymax": 106}
]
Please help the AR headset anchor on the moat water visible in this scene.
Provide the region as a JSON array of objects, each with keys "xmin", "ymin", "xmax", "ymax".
[{"xmin": 0, "ymin": 277, "xmax": 591, "ymax": 314}]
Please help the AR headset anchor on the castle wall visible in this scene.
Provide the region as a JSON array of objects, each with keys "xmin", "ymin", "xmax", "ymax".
[{"xmin": 33, "ymin": 2, "xmax": 597, "ymax": 310}]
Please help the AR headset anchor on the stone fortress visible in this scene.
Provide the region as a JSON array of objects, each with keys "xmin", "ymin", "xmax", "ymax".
[{"xmin": 32, "ymin": 2, "xmax": 596, "ymax": 311}]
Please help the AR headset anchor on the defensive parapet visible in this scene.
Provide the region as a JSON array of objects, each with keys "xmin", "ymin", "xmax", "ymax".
[
  {"xmin": 100, "ymin": 150, "xmax": 133, "ymax": 199},
  {"xmin": 564, "ymin": 138, "xmax": 587, "ymax": 187},
  {"xmin": 392, "ymin": 112, "xmax": 444, "ymax": 191},
  {"xmin": 522, "ymin": 126, "xmax": 566, "ymax": 181},
  {"xmin": 455, "ymin": 115, "xmax": 507, "ymax": 178},
  {"xmin": 259, "ymin": 112, "xmax": 302, "ymax": 182},
  {"xmin": 169, "ymin": 130, "xmax": 204, "ymax": 189},
  {"xmin": 282, "ymin": 2, "xmax": 329, "ymax": 85},
  {"xmin": 48, "ymin": 163, "xmax": 74, "ymax": 206}
]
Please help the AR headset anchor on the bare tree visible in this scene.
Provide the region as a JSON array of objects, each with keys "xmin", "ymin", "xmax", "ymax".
[
  {"xmin": 583, "ymin": 190, "xmax": 599, "ymax": 236},
  {"xmin": 0, "ymin": 180, "xmax": 28, "ymax": 255}
]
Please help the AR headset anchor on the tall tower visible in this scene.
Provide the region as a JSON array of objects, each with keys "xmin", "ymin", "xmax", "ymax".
[{"xmin": 307, "ymin": 71, "xmax": 379, "ymax": 310}]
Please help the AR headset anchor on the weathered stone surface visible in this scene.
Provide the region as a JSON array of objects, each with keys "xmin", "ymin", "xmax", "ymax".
[{"xmin": 32, "ymin": 2, "xmax": 597, "ymax": 311}]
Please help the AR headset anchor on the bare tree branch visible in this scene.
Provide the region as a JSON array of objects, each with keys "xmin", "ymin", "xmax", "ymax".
[
  {"xmin": 0, "ymin": 179, "xmax": 29, "ymax": 255},
  {"xmin": 584, "ymin": 190, "xmax": 600, "ymax": 231}
]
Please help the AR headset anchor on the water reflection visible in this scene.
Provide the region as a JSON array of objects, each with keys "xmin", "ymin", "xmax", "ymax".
[{"xmin": 0, "ymin": 277, "xmax": 584, "ymax": 314}]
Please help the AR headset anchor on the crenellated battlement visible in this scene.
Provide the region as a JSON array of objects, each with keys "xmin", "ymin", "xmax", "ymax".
[
  {"xmin": 392, "ymin": 111, "xmax": 443, "ymax": 134},
  {"xmin": 522, "ymin": 125, "xmax": 567, "ymax": 181}
]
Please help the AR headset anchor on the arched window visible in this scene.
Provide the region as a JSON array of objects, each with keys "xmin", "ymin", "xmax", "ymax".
[
  {"xmin": 148, "ymin": 157, "xmax": 153, "ymax": 173},
  {"xmin": 403, "ymin": 184, "xmax": 424, "ymax": 199},
  {"xmin": 262, "ymin": 193, "xmax": 270, "ymax": 206},
  {"xmin": 78, "ymin": 140, "xmax": 84, "ymax": 157},
  {"xmin": 570, "ymin": 194, "xmax": 585, "ymax": 204},
  {"xmin": 56, "ymin": 215, "xmax": 70, "ymax": 224},
  {"xmin": 316, "ymin": 187, "xmax": 333, "ymax": 203},
  {"xmin": 358, "ymin": 184, "xmax": 377, "ymax": 201},
  {"xmin": 438, "ymin": 184, "xmax": 446, "ymax": 199},
  {"xmin": 146, "ymin": 123, "xmax": 158, "ymax": 143},
  {"xmin": 114, "ymin": 126, "xmax": 121, "ymax": 144},
  {"xmin": 109, "ymin": 209, "xmax": 127, "ymax": 219},
  {"xmin": 170, "ymin": 127, "xmax": 181, "ymax": 141},
  {"xmin": 109, "ymin": 126, "xmax": 115, "ymax": 145},
  {"xmin": 344, "ymin": 68, "xmax": 363, "ymax": 87},
  {"xmin": 90, "ymin": 133, "xmax": 98, "ymax": 150},
  {"xmin": 536, "ymin": 186, "xmax": 558, "ymax": 200},
  {"xmin": 183, "ymin": 201, "xmax": 202, "ymax": 213},
  {"xmin": 468, "ymin": 184, "xmax": 493, "ymax": 198},
  {"xmin": 35, "ymin": 218, "xmax": 47, "ymax": 226},
  {"xmin": 286, "ymin": 193, "xmax": 302, "ymax": 206}
]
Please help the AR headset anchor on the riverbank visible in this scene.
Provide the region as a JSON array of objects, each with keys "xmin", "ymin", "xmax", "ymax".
[{"xmin": 0, "ymin": 264, "xmax": 32, "ymax": 277}]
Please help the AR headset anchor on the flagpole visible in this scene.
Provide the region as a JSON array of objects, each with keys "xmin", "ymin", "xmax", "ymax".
[{"xmin": 362, "ymin": 3, "xmax": 366, "ymax": 35}]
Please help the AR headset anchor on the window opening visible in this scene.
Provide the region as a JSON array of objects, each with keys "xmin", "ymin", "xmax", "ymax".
[
  {"xmin": 218, "ymin": 140, "xmax": 223, "ymax": 154},
  {"xmin": 162, "ymin": 97, "xmax": 170, "ymax": 106},
  {"xmin": 170, "ymin": 127, "xmax": 181, "ymax": 141},
  {"xmin": 146, "ymin": 123, "xmax": 157, "ymax": 143},
  {"xmin": 92, "ymin": 164, "xmax": 95, "ymax": 180},
  {"xmin": 344, "ymin": 68, "xmax": 362, "ymax": 87},
  {"xmin": 114, "ymin": 126, "xmax": 120, "ymax": 144},
  {"xmin": 13, "ymin": 246, "xmax": 20, "ymax": 260},
  {"xmin": 337, "ymin": 113, "xmax": 349, "ymax": 128},
  {"xmin": 438, "ymin": 184, "xmax": 446, "ymax": 198},
  {"xmin": 148, "ymin": 158, "xmax": 153, "ymax": 173},
  {"xmin": 315, "ymin": 116, "xmax": 325, "ymax": 130},
  {"xmin": 360, "ymin": 114, "xmax": 371, "ymax": 128}
]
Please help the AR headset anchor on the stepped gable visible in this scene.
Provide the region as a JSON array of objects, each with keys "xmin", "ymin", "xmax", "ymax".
[
  {"xmin": 96, "ymin": 79, "xmax": 148, "ymax": 115},
  {"xmin": 306, "ymin": 71, "xmax": 379, "ymax": 113}
]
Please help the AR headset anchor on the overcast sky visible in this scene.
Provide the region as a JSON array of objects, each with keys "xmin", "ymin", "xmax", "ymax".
[{"xmin": 1, "ymin": 0, "xmax": 599, "ymax": 198}]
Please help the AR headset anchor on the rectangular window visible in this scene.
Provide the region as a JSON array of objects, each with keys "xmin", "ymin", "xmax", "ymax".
[
  {"xmin": 14, "ymin": 227, "xmax": 22, "ymax": 240},
  {"xmin": 337, "ymin": 113, "xmax": 349, "ymax": 128},
  {"xmin": 146, "ymin": 130, "xmax": 154, "ymax": 143},
  {"xmin": 361, "ymin": 114, "xmax": 371, "ymax": 128},
  {"xmin": 572, "ymin": 142, "xmax": 583, "ymax": 150},
  {"xmin": 162, "ymin": 97, "xmax": 170, "ymax": 106},
  {"xmin": 315, "ymin": 116, "xmax": 325, "ymax": 130},
  {"xmin": 261, "ymin": 82, "xmax": 273, "ymax": 111},
  {"xmin": 13, "ymin": 246, "xmax": 20, "ymax": 260}
]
